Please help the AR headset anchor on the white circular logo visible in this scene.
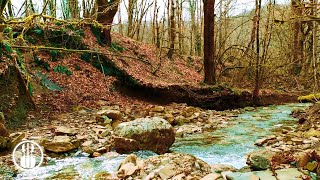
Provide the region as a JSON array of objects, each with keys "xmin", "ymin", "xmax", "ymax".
[{"xmin": 12, "ymin": 141, "xmax": 44, "ymax": 171}]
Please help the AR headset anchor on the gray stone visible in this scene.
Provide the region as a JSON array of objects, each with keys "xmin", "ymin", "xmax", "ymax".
[
  {"xmin": 114, "ymin": 117, "xmax": 175, "ymax": 154},
  {"xmin": 247, "ymin": 149, "xmax": 275, "ymax": 170}
]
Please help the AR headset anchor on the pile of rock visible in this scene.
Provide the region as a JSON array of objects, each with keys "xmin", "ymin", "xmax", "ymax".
[{"xmin": 115, "ymin": 153, "xmax": 212, "ymax": 180}]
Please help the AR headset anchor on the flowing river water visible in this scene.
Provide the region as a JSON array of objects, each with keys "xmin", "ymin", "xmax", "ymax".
[{"xmin": 17, "ymin": 103, "xmax": 311, "ymax": 179}]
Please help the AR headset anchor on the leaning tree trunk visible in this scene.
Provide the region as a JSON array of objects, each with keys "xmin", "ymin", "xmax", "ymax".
[
  {"xmin": 203, "ymin": 0, "xmax": 216, "ymax": 84},
  {"xmin": 96, "ymin": 0, "xmax": 120, "ymax": 46}
]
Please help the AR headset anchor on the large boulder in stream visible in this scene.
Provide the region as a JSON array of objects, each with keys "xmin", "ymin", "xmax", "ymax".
[
  {"xmin": 117, "ymin": 153, "xmax": 212, "ymax": 179},
  {"xmin": 114, "ymin": 117, "xmax": 175, "ymax": 154}
]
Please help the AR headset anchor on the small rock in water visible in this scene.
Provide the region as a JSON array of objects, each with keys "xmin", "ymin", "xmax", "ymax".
[
  {"xmin": 117, "ymin": 162, "xmax": 138, "ymax": 178},
  {"xmin": 92, "ymin": 152, "xmax": 101, "ymax": 157},
  {"xmin": 94, "ymin": 172, "xmax": 112, "ymax": 179},
  {"xmin": 255, "ymin": 138, "xmax": 268, "ymax": 146},
  {"xmin": 244, "ymin": 107, "xmax": 255, "ymax": 111},
  {"xmin": 119, "ymin": 154, "xmax": 138, "ymax": 168}
]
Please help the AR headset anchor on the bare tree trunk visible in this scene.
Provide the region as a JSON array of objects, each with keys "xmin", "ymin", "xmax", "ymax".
[
  {"xmin": 153, "ymin": 1, "xmax": 161, "ymax": 48},
  {"xmin": 69, "ymin": 0, "xmax": 79, "ymax": 19},
  {"xmin": 96, "ymin": 0, "xmax": 120, "ymax": 46},
  {"xmin": 291, "ymin": 0, "xmax": 304, "ymax": 75},
  {"xmin": 118, "ymin": 6, "xmax": 123, "ymax": 35},
  {"xmin": 189, "ymin": 0, "xmax": 196, "ymax": 56},
  {"xmin": 167, "ymin": 0, "xmax": 176, "ymax": 59},
  {"xmin": 253, "ymin": 0, "xmax": 262, "ymax": 100},
  {"xmin": 127, "ymin": 0, "xmax": 137, "ymax": 37},
  {"xmin": 7, "ymin": 0, "xmax": 13, "ymax": 18},
  {"xmin": 203, "ymin": 0, "xmax": 216, "ymax": 84},
  {"xmin": 312, "ymin": 0, "xmax": 318, "ymax": 92},
  {"xmin": 176, "ymin": 0, "xmax": 183, "ymax": 54},
  {"xmin": 25, "ymin": 0, "xmax": 29, "ymax": 17}
]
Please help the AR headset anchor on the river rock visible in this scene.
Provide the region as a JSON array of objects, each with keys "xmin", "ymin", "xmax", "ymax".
[
  {"xmin": 247, "ymin": 149, "xmax": 276, "ymax": 170},
  {"xmin": 158, "ymin": 164, "xmax": 177, "ymax": 179},
  {"xmin": 305, "ymin": 128, "xmax": 320, "ymax": 138},
  {"xmin": 92, "ymin": 152, "xmax": 101, "ymax": 157},
  {"xmin": 225, "ymin": 168, "xmax": 305, "ymax": 180},
  {"xmin": 163, "ymin": 113, "xmax": 175, "ymax": 124},
  {"xmin": 8, "ymin": 132, "xmax": 25, "ymax": 150},
  {"xmin": 266, "ymin": 168, "xmax": 305, "ymax": 180},
  {"xmin": 211, "ymin": 164, "xmax": 238, "ymax": 173},
  {"xmin": 254, "ymin": 138, "xmax": 268, "ymax": 146},
  {"xmin": 129, "ymin": 153, "xmax": 211, "ymax": 179},
  {"xmin": 0, "ymin": 136, "xmax": 9, "ymax": 150},
  {"xmin": 150, "ymin": 106, "xmax": 165, "ymax": 113},
  {"xmin": 96, "ymin": 109, "xmax": 122, "ymax": 121},
  {"xmin": 94, "ymin": 172, "xmax": 112, "ymax": 179},
  {"xmin": 114, "ymin": 117, "xmax": 175, "ymax": 154},
  {"xmin": 42, "ymin": 136, "xmax": 79, "ymax": 153},
  {"xmin": 244, "ymin": 107, "xmax": 255, "ymax": 111},
  {"xmin": 82, "ymin": 146, "xmax": 94, "ymax": 155},
  {"xmin": 117, "ymin": 154, "xmax": 140, "ymax": 178},
  {"xmin": 294, "ymin": 151, "xmax": 312, "ymax": 167},
  {"xmin": 0, "ymin": 113, "xmax": 8, "ymax": 137},
  {"xmin": 225, "ymin": 172, "xmax": 259, "ymax": 180},
  {"xmin": 172, "ymin": 173, "xmax": 186, "ymax": 180},
  {"xmin": 0, "ymin": 112, "xmax": 4, "ymax": 124},
  {"xmin": 119, "ymin": 154, "xmax": 138, "ymax": 168},
  {"xmin": 201, "ymin": 173, "xmax": 221, "ymax": 180},
  {"xmin": 306, "ymin": 161, "xmax": 317, "ymax": 171},
  {"xmin": 55, "ymin": 126, "xmax": 78, "ymax": 136},
  {"xmin": 0, "ymin": 123, "xmax": 9, "ymax": 137}
]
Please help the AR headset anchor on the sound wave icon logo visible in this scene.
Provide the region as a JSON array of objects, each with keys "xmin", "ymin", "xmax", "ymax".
[{"xmin": 12, "ymin": 141, "xmax": 44, "ymax": 171}]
